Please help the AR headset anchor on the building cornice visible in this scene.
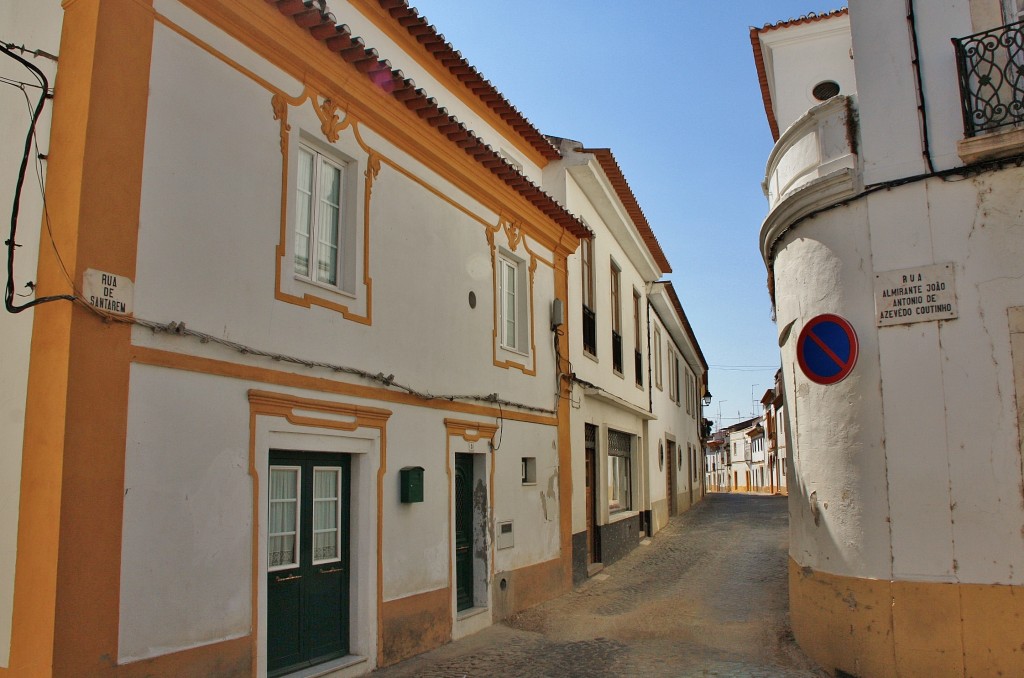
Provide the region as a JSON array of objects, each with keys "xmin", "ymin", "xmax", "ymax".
[
  {"xmin": 349, "ymin": 0, "xmax": 561, "ymax": 168},
  {"xmin": 213, "ymin": 0, "xmax": 590, "ymax": 252},
  {"xmin": 760, "ymin": 167, "xmax": 858, "ymax": 266}
]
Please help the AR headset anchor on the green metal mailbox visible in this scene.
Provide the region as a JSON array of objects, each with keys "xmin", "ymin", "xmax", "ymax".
[{"xmin": 399, "ymin": 466, "xmax": 424, "ymax": 503}]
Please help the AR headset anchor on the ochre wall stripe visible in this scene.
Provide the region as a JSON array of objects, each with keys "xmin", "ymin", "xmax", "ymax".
[
  {"xmin": 554, "ymin": 253, "xmax": 574, "ymax": 588},
  {"xmin": 48, "ymin": 0, "xmax": 155, "ymax": 674},
  {"xmin": 6, "ymin": 1, "xmax": 154, "ymax": 675},
  {"xmin": 131, "ymin": 345, "xmax": 557, "ymax": 427}
]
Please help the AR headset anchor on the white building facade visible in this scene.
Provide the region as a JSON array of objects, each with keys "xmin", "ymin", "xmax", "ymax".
[
  {"xmin": 761, "ymin": 375, "xmax": 788, "ymax": 495},
  {"xmin": 755, "ymin": 2, "xmax": 1024, "ymax": 675},
  {"xmin": 0, "ymin": 1, "xmax": 590, "ymax": 675},
  {"xmin": 0, "ymin": 1, "xmax": 708, "ymax": 676},
  {"xmin": 544, "ymin": 140, "xmax": 707, "ymax": 583},
  {"xmin": 648, "ymin": 281, "xmax": 708, "ymax": 533}
]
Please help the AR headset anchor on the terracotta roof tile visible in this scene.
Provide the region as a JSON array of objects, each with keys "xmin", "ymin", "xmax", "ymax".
[
  {"xmin": 661, "ymin": 280, "xmax": 708, "ymax": 376},
  {"xmin": 264, "ymin": 0, "xmax": 589, "ymax": 240},
  {"xmin": 754, "ymin": 7, "xmax": 848, "ymax": 33},
  {"xmin": 375, "ymin": 0, "xmax": 561, "ymax": 162},
  {"xmin": 578, "ymin": 148, "xmax": 672, "ymax": 275}
]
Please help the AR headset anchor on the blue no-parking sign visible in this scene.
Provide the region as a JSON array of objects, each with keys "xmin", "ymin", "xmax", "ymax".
[{"xmin": 797, "ymin": 314, "xmax": 859, "ymax": 385}]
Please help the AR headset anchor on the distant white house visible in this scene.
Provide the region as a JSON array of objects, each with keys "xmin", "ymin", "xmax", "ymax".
[{"xmin": 544, "ymin": 139, "xmax": 708, "ymax": 582}]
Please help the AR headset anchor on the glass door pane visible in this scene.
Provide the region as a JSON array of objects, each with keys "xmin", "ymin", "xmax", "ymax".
[
  {"xmin": 312, "ymin": 467, "xmax": 341, "ymax": 564},
  {"xmin": 269, "ymin": 467, "xmax": 300, "ymax": 570},
  {"xmin": 294, "ymin": 148, "xmax": 314, "ymax": 277},
  {"xmin": 316, "ymin": 162, "xmax": 342, "ymax": 286}
]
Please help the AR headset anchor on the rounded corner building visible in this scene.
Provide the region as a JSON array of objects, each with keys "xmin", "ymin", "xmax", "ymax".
[{"xmin": 752, "ymin": 2, "xmax": 1024, "ymax": 676}]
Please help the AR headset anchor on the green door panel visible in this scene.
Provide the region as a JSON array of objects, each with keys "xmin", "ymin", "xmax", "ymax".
[
  {"xmin": 268, "ymin": 452, "xmax": 350, "ymax": 676},
  {"xmin": 455, "ymin": 453, "xmax": 474, "ymax": 612}
]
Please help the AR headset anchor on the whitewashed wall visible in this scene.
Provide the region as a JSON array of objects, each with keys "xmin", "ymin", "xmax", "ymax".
[
  {"xmin": 760, "ymin": 15, "xmax": 855, "ymax": 137},
  {"xmin": 776, "ymin": 0, "xmax": 1024, "ymax": 587},
  {"xmin": 118, "ymin": 3, "xmax": 565, "ymax": 662},
  {"xmin": 647, "ymin": 301, "xmax": 703, "ymax": 525},
  {"xmin": 563, "ymin": 173, "xmax": 650, "ymax": 408},
  {"xmin": 0, "ymin": 2, "xmax": 62, "ymax": 668},
  {"xmin": 849, "ymin": 0, "xmax": 972, "ymax": 181}
]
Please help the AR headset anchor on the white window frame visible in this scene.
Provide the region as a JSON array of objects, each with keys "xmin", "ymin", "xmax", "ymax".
[
  {"xmin": 654, "ymin": 327, "xmax": 663, "ymax": 390},
  {"xmin": 1004, "ymin": 0, "xmax": 1023, "ymax": 22},
  {"xmin": 294, "ymin": 143, "xmax": 348, "ymax": 290},
  {"xmin": 684, "ymin": 368, "xmax": 691, "ymax": 415},
  {"xmin": 632, "ymin": 290, "xmax": 643, "ymax": 387},
  {"xmin": 498, "ymin": 253, "xmax": 526, "ymax": 352},
  {"xmin": 268, "ymin": 465, "xmax": 301, "ymax": 572},
  {"xmin": 311, "ymin": 466, "xmax": 342, "ymax": 566},
  {"xmin": 521, "ymin": 457, "xmax": 537, "ymax": 485},
  {"xmin": 610, "ymin": 260, "xmax": 622, "ymax": 337},
  {"xmin": 607, "ymin": 429, "xmax": 633, "ymax": 513},
  {"xmin": 581, "ymin": 235, "xmax": 595, "ymax": 311},
  {"xmin": 667, "ymin": 350, "xmax": 675, "ymax": 403}
]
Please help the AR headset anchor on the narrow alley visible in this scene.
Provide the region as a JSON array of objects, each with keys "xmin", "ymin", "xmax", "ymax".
[{"xmin": 373, "ymin": 494, "xmax": 825, "ymax": 678}]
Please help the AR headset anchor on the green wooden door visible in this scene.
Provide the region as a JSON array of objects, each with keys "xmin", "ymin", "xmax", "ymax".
[
  {"xmin": 268, "ymin": 451, "xmax": 350, "ymax": 676},
  {"xmin": 454, "ymin": 453, "xmax": 474, "ymax": 612}
]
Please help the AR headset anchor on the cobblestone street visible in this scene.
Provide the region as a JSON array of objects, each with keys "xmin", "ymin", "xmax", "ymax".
[{"xmin": 373, "ymin": 494, "xmax": 826, "ymax": 678}]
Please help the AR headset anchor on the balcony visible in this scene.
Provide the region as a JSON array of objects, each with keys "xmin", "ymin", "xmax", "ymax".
[
  {"xmin": 611, "ymin": 330, "xmax": 623, "ymax": 374},
  {"xmin": 954, "ymin": 19, "xmax": 1024, "ymax": 137},
  {"xmin": 953, "ymin": 20, "xmax": 1024, "ymax": 162},
  {"xmin": 759, "ymin": 94, "xmax": 859, "ymax": 263},
  {"xmin": 582, "ymin": 305, "xmax": 597, "ymax": 356}
]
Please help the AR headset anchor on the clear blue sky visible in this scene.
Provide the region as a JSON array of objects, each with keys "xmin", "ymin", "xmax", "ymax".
[{"xmin": 410, "ymin": 1, "xmax": 847, "ymax": 428}]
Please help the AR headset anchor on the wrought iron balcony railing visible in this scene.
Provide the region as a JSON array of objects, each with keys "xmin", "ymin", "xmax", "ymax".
[
  {"xmin": 582, "ymin": 305, "xmax": 597, "ymax": 356},
  {"xmin": 611, "ymin": 330, "xmax": 623, "ymax": 374},
  {"xmin": 953, "ymin": 19, "xmax": 1024, "ymax": 137}
]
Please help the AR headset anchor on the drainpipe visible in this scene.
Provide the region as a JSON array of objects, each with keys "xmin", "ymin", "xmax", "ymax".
[{"xmin": 907, "ymin": 0, "xmax": 937, "ymax": 174}]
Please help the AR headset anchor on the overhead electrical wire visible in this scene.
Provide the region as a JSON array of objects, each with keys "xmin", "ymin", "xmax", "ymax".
[
  {"xmin": 87, "ymin": 306, "xmax": 557, "ymax": 416},
  {"xmin": 1, "ymin": 41, "xmax": 554, "ymax": 420},
  {"xmin": 2, "ymin": 41, "xmax": 75, "ymax": 313}
]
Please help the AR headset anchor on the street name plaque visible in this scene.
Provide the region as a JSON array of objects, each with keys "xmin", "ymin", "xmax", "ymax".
[
  {"xmin": 83, "ymin": 268, "xmax": 134, "ymax": 316},
  {"xmin": 874, "ymin": 263, "xmax": 956, "ymax": 327}
]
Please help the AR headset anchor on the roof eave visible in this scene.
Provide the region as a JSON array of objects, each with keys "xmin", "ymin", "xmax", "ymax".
[{"xmin": 265, "ymin": 0, "xmax": 590, "ymax": 241}]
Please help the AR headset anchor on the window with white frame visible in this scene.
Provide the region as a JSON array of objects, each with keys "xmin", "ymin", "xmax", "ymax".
[
  {"xmin": 607, "ymin": 429, "xmax": 632, "ymax": 512},
  {"xmin": 269, "ymin": 466, "xmax": 301, "ymax": 570},
  {"xmin": 632, "ymin": 290, "xmax": 643, "ymax": 387},
  {"xmin": 692, "ymin": 373, "xmax": 699, "ymax": 419},
  {"xmin": 312, "ymin": 467, "xmax": 342, "ymax": 563},
  {"xmin": 295, "ymin": 144, "xmax": 347, "ymax": 288},
  {"xmin": 521, "ymin": 457, "xmax": 537, "ymax": 485},
  {"xmin": 684, "ymin": 368, "xmax": 692, "ymax": 415},
  {"xmin": 668, "ymin": 351, "xmax": 676, "ymax": 402},
  {"xmin": 497, "ymin": 251, "xmax": 529, "ymax": 354},
  {"xmin": 654, "ymin": 327, "xmax": 663, "ymax": 390},
  {"xmin": 685, "ymin": 371, "xmax": 697, "ymax": 418},
  {"xmin": 581, "ymin": 235, "xmax": 597, "ymax": 356},
  {"xmin": 610, "ymin": 261, "xmax": 623, "ymax": 374},
  {"xmin": 668, "ymin": 351, "xmax": 681, "ymax": 405},
  {"xmin": 1004, "ymin": 0, "xmax": 1023, "ymax": 22},
  {"xmin": 499, "ymin": 256, "xmax": 518, "ymax": 349}
]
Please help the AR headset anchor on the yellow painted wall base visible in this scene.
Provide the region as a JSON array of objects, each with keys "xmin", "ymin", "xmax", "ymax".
[
  {"xmin": 380, "ymin": 587, "xmax": 451, "ymax": 667},
  {"xmin": 789, "ymin": 558, "xmax": 1024, "ymax": 678},
  {"xmin": 118, "ymin": 636, "xmax": 250, "ymax": 678},
  {"xmin": 492, "ymin": 557, "xmax": 568, "ymax": 621}
]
